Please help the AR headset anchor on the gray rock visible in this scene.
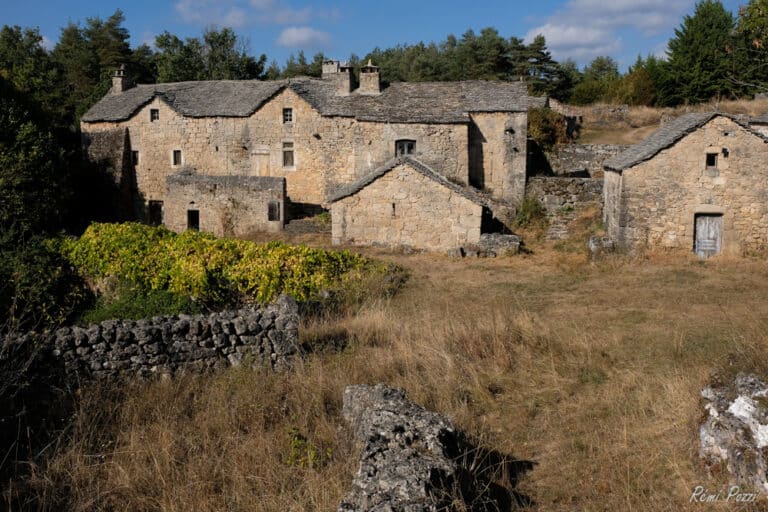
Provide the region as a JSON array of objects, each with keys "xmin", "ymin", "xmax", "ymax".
[
  {"xmin": 700, "ymin": 373, "xmax": 768, "ymax": 495},
  {"xmin": 339, "ymin": 384, "xmax": 528, "ymax": 511},
  {"xmin": 477, "ymin": 233, "xmax": 521, "ymax": 257},
  {"xmin": 587, "ymin": 235, "xmax": 615, "ymax": 258}
]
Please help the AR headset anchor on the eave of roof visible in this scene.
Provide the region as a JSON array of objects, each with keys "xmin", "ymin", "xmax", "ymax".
[{"xmin": 328, "ymin": 156, "xmax": 488, "ymax": 206}]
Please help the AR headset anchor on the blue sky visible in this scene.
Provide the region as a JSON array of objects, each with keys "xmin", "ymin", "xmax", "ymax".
[{"xmin": 0, "ymin": 0, "xmax": 746, "ymax": 70}]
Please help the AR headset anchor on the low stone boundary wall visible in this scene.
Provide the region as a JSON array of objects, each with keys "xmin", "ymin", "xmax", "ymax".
[
  {"xmin": 548, "ymin": 144, "xmax": 627, "ymax": 177},
  {"xmin": 44, "ymin": 295, "xmax": 300, "ymax": 379},
  {"xmin": 526, "ymin": 177, "xmax": 603, "ymax": 212}
]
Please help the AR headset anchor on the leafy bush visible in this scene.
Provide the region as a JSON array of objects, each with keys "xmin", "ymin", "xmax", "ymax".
[
  {"xmin": 57, "ymin": 223, "xmax": 388, "ymax": 307},
  {"xmin": 527, "ymin": 107, "xmax": 569, "ymax": 154},
  {"xmin": 77, "ymin": 284, "xmax": 201, "ymax": 324}
]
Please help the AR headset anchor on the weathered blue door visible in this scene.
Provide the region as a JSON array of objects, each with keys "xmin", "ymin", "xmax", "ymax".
[{"xmin": 695, "ymin": 214, "xmax": 722, "ymax": 258}]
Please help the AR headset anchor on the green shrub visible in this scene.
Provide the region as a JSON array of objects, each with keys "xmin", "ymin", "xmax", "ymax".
[
  {"xmin": 57, "ymin": 223, "xmax": 390, "ymax": 308},
  {"xmin": 527, "ymin": 107, "xmax": 569, "ymax": 154},
  {"xmin": 514, "ymin": 197, "xmax": 548, "ymax": 229},
  {"xmin": 77, "ymin": 283, "xmax": 201, "ymax": 324}
]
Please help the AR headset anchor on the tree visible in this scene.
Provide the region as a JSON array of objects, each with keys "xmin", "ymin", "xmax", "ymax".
[
  {"xmin": 664, "ymin": 0, "xmax": 738, "ymax": 104},
  {"xmin": 734, "ymin": 0, "xmax": 768, "ymax": 93},
  {"xmin": 0, "ymin": 78, "xmax": 67, "ymax": 242},
  {"xmin": 569, "ymin": 56, "xmax": 620, "ymax": 104}
]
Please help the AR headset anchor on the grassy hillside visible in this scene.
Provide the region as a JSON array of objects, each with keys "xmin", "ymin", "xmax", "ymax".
[{"xmin": 17, "ymin": 237, "xmax": 768, "ymax": 511}]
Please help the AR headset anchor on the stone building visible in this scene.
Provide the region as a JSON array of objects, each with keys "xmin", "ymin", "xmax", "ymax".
[
  {"xmin": 603, "ymin": 113, "xmax": 768, "ymax": 256},
  {"xmin": 330, "ymin": 156, "xmax": 485, "ymax": 251},
  {"xmin": 80, "ymin": 62, "xmax": 544, "ymax": 241},
  {"xmin": 164, "ymin": 173, "xmax": 285, "ymax": 237}
]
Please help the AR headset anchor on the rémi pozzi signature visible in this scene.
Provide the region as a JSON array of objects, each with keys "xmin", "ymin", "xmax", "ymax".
[{"xmin": 690, "ymin": 485, "xmax": 758, "ymax": 503}]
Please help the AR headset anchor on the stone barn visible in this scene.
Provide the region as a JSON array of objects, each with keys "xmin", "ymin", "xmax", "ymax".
[
  {"xmin": 329, "ymin": 157, "xmax": 484, "ymax": 252},
  {"xmin": 163, "ymin": 173, "xmax": 285, "ymax": 237},
  {"xmin": 603, "ymin": 113, "xmax": 768, "ymax": 256}
]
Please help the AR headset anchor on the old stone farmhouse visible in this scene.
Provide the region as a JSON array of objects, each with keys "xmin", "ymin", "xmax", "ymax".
[
  {"xmin": 80, "ymin": 62, "xmax": 544, "ymax": 249},
  {"xmin": 603, "ymin": 112, "xmax": 768, "ymax": 257}
]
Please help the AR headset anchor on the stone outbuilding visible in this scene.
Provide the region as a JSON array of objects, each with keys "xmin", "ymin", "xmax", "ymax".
[
  {"xmin": 603, "ymin": 112, "xmax": 768, "ymax": 256},
  {"xmin": 163, "ymin": 173, "xmax": 285, "ymax": 237},
  {"xmin": 329, "ymin": 157, "xmax": 485, "ymax": 252}
]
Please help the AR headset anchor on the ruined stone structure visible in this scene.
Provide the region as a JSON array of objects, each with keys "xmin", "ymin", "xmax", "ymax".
[
  {"xmin": 547, "ymin": 143, "xmax": 627, "ymax": 177},
  {"xmin": 329, "ymin": 157, "xmax": 485, "ymax": 251},
  {"xmin": 603, "ymin": 113, "xmax": 768, "ymax": 256},
  {"xmin": 80, "ymin": 63, "xmax": 543, "ymax": 243},
  {"xmin": 164, "ymin": 173, "xmax": 285, "ymax": 237}
]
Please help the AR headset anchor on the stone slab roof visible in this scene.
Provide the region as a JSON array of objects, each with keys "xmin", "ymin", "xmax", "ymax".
[
  {"xmin": 82, "ymin": 77, "xmax": 544, "ymax": 124},
  {"xmin": 603, "ymin": 112, "xmax": 768, "ymax": 172},
  {"xmin": 166, "ymin": 172, "xmax": 285, "ymax": 191},
  {"xmin": 328, "ymin": 156, "xmax": 488, "ymax": 206}
]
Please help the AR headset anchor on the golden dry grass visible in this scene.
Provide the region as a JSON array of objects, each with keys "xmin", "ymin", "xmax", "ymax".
[
  {"xmin": 20, "ymin": 237, "xmax": 768, "ymax": 511},
  {"xmin": 576, "ymin": 98, "xmax": 768, "ymax": 145}
]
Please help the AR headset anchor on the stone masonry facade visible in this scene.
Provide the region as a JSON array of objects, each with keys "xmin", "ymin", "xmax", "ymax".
[
  {"xmin": 164, "ymin": 173, "xmax": 285, "ymax": 237},
  {"xmin": 604, "ymin": 115, "xmax": 768, "ymax": 254},
  {"xmin": 331, "ymin": 160, "xmax": 483, "ymax": 251},
  {"xmin": 80, "ymin": 65, "xmax": 542, "ymax": 241}
]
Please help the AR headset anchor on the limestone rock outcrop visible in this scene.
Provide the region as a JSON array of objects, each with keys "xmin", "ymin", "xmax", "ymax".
[
  {"xmin": 339, "ymin": 384, "xmax": 533, "ymax": 511},
  {"xmin": 700, "ymin": 373, "xmax": 768, "ymax": 494}
]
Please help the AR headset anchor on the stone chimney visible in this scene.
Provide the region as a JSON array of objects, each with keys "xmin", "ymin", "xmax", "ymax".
[
  {"xmin": 358, "ymin": 59, "xmax": 380, "ymax": 95},
  {"xmin": 111, "ymin": 64, "xmax": 133, "ymax": 94},
  {"xmin": 322, "ymin": 59, "xmax": 353, "ymax": 96}
]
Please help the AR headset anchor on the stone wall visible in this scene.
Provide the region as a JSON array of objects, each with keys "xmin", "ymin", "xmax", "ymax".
[
  {"xmin": 80, "ymin": 127, "xmax": 135, "ymax": 217},
  {"xmin": 81, "ymin": 88, "xmax": 528, "ymax": 218},
  {"xmin": 526, "ymin": 176, "xmax": 603, "ymax": 211},
  {"xmin": 331, "ymin": 163, "xmax": 483, "ymax": 251},
  {"xmin": 469, "ymin": 112, "xmax": 528, "ymax": 204},
  {"xmin": 548, "ymin": 144, "xmax": 627, "ymax": 177},
  {"xmin": 164, "ymin": 174, "xmax": 285, "ymax": 236},
  {"xmin": 606, "ymin": 116, "xmax": 768, "ymax": 253},
  {"xmin": 44, "ymin": 296, "xmax": 300, "ymax": 379}
]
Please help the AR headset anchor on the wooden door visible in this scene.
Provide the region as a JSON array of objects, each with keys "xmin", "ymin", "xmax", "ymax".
[{"xmin": 695, "ymin": 214, "xmax": 722, "ymax": 258}]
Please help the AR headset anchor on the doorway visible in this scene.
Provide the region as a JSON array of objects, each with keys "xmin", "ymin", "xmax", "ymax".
[{"xmin": 694, "ymin": 214, "xmax": 722, "ymax": 258}]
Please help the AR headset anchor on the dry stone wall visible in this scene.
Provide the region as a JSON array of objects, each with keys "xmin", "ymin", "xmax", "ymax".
[
  {"xmin": 548, "ymin": 144, "xmax": 627, "ymax": 177},
  {"xmin": 469, "ymin": 112, "xmax": 528, "ymax": 204},
  {"xmin": 45, "ymin": 296, "xmax": 300, "ymax": 379},
  {"xmin": 526, "ymin": 177, "xmax": 603, "ymax": 211}
]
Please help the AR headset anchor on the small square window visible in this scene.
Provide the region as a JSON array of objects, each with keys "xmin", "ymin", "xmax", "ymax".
[
  {"xmin": 282, "ymin": 142, "xmax": 294, "ymax": 168},
  {"xmin": 173, "ymin": 150, "xmax": 182, "ymax": 166},
  {"xmin": 395, "ymin": 139, "xmax": 416, "ymax": 157},
  {"xmin": 706, "ymin": 153, "xmax": 717, "ymax": 168},
  {"xmin": 131, "ymin": 151, "xmax": 139, "ymax": 165},
  {"xmin": 283, "ymin": 108, "xmax": 293, "ymax": 124},
  {"xmin": 150, "ymin": 109, "xmax": 159, "ymax": 122}
]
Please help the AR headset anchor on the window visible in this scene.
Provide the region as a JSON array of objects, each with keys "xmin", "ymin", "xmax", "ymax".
[
  {"xmin": 268, "ymin": 201, "xmax": 280, "ymax": 221},
  {"xmin": 173, "ymin": 150, "xmax": 182, "ymax": 166},
  {"xmin": 187, "ymin": 210, "xmax": 199, "ymax": 231},
  {"xmin": 131, "ymin": 151, "xmax": 139, "ymax": 165},
  {"xmin": 283, "ymin": 108, "xmax": 293, "ymax": 124},
  {"xmin": 150, "ymin": 109, "xmax": 159, "ymax": 122},
  {"xmin": 395, "ymin": 139, "xmax": 416, "ymax": 157},
  {"xmin": 706, "ymin": 153, "xmax": 717, "ymax": 169},
  {"xmin": 148, "ymin": 200, "xmax": 163, "ymax": 226},
  {"xmin": 282, "ymin": 142, "xmax": 294, "ymax": 168}
]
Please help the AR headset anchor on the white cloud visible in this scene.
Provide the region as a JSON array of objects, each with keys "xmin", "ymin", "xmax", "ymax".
[
  {"xmin": 276, "ymin": 26, "xmax": 330, "ymax": 48},
  {"xmin": 525, "ymin": 0, "xmax": 693, "ymax": 64},
  {"xmin": 41, "ymin": 35, "xmax": 54, "ymax": 51}
]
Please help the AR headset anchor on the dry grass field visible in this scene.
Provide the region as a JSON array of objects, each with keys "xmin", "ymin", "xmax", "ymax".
[
  {"xmin": 17, "ymin": 224, "xmax": 768, "ymax": 511},
  {"xmin": 577, "ymin": 98, "xmax": 768, "ymax": 145}
]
